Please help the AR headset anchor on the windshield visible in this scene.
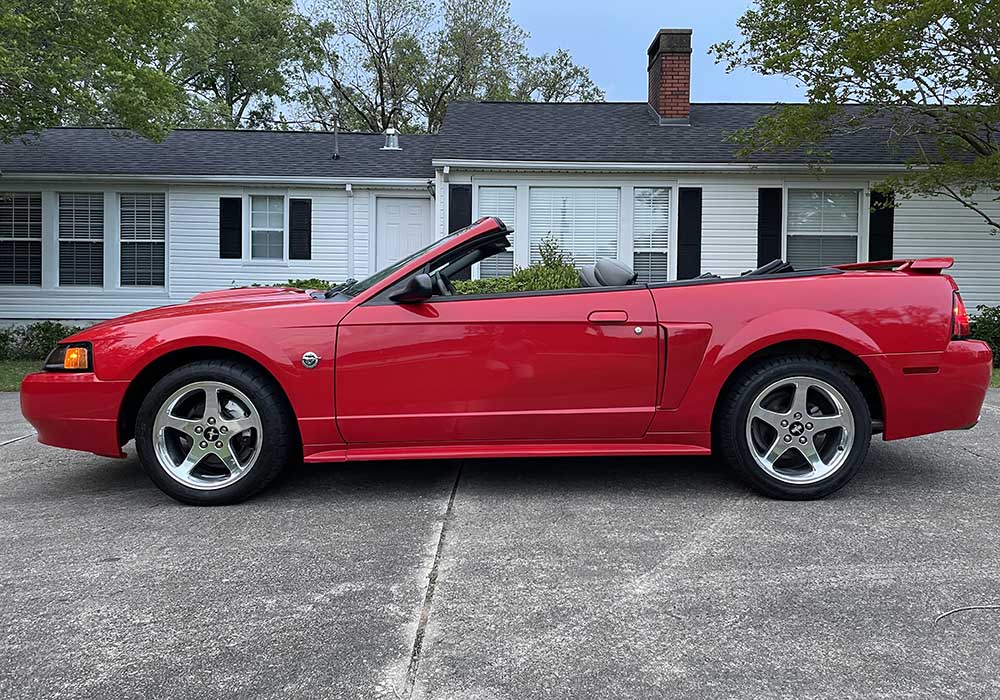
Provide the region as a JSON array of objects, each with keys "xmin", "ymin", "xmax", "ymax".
[{"xmin": 334, "ymin": 228, "xmax": 465, "ymax": 298}]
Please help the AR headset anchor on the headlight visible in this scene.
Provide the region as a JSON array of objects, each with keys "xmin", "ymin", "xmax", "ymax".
[{"xmin": 44, "ymin": 343, "xmax": 93, "ymax": 372}]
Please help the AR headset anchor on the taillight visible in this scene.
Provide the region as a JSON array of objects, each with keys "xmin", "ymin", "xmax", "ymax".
[{"xmin": 952, "ymin": 292, "xmax": 971, "ymax": 340}]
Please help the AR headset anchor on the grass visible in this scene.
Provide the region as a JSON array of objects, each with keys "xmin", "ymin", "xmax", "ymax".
[
  {"xmin": 993, "ymin": 368, "xmax": 1000, "ymax": 389},
  {"xmin": 0, "ymin": 360, "xmax": 40, "ymax": 392}
]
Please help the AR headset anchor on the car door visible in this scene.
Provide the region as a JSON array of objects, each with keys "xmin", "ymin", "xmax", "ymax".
[{"xmin": 335, "ymin": 288, "xmax": 660, "ymax": 445}]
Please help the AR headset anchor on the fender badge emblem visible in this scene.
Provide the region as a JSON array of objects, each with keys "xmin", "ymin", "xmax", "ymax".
[{"xmin": 301, "ymin": 352, "xmax": 320, "ymax": 369}]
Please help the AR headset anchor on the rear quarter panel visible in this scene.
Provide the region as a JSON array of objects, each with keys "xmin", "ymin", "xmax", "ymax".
[{"xmin": 648, "ymin": 271, "xmax": 956, "ymax": 436}]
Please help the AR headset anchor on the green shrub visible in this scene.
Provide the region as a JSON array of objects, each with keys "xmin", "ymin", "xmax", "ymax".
[
  {"xmin": 971, "ymin": 305, "xmax": 1000, "ymax": 367},
  {"xmin": 454, "ymin": 237, "xmax": 579, "ymax": 296},
  {"xmin": 240, "ymin": 278, "xmax": 334, "ymax": 290},
  {"xmin": 0, "ymin": 321, "xmax": 85, "ymax": 361},
  {"xmin": 275, "ymin": 278, "xmax": 332, "ymax": 290}
]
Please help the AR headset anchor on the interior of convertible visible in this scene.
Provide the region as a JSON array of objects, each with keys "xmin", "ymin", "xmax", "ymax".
[
  {"xmin": 409, "ymin": 230, "xmax": 799, "ymax": 298},
  {"xmin": 330, "ymin": 223, "xmax": 803, "ymax": 303}
]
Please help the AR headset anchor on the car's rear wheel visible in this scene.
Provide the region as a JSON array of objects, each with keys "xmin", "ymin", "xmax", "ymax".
[
  {"xmin": 135, "ymin": 360, "xmax": 295, "ymax": 505},
  {"xmin": 717, "ymin": 356, "xmax": 872, "ymax": 499}
]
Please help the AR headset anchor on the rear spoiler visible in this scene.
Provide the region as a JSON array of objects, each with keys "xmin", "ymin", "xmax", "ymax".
[{"xmin": 833, "ymin": 257, "xmax": 955, "ymax": 274}]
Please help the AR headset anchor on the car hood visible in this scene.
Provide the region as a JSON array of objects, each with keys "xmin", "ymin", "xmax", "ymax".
[{"xmin": 71, "ymin": 287, "xmax": 331, "ymax": 339}]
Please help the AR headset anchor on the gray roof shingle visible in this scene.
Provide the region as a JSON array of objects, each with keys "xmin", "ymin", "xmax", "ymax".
[
  {"xmin": 0, "ymin": 103, "xmax": 927, "ymax": 179},
  {"xmin": 434, "ymin": 102, "xmax": 920, "ymax": 165},
  {"xmin": 0, "ymin": 128, "xmax": 436, "ymax": 179}
]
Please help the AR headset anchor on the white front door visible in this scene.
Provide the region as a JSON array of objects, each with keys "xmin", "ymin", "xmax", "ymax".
[{"xmin": 376, "ymin": 197, "xmax": 432, "ymax": 269}]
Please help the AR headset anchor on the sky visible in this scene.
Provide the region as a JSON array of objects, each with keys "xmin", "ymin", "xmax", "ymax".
[{"xmin": 508, "ymin": 0, "xmax": 806, "ymax": 103}]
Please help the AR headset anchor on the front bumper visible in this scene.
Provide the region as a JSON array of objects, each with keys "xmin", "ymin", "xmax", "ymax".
[
  {"xmin": 20, "ymin": 372, "xmax": 129, "ymax": 458},
  {"xmin": 866, "ymin": 340, "xmax": 993, "ymax": 441}
]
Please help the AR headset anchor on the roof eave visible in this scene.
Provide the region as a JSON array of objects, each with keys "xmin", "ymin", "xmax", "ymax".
[
  {"xmin": 0, "ymin": 172, "xmax": 431, "ymax": 187},
  {"xmin": 431, "ymin": 158, "xmax": 912, "ymax": 173}
]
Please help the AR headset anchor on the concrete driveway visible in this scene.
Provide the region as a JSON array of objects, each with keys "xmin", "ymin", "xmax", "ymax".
[{"xmin": 2, "ymin": 390, "xmax": 999, "ymax": 699}]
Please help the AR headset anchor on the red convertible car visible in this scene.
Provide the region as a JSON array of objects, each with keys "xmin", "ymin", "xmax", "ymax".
[{"xmin": 21, "ymin": 217, "xmax": 992, "ymax": 505}]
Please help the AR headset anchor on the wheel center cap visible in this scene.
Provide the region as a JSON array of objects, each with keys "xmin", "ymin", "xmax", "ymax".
[
  {"xmin": 789, "ymin": 422, "xmax": 805, "ymax": 436},
  {"xmin": 203, "ymin": 426, "xmax": 220, "ymax": 442}
]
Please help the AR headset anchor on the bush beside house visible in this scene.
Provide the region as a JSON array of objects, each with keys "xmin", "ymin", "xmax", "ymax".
[{"xmin": 454, "ymin": 238, "xmax": 579, "ymax": 295}]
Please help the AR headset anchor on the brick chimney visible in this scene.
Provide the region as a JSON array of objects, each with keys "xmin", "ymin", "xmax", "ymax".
[{"xmin": 647, "ymin": 29, "xmax": 692, "ymax": 124}]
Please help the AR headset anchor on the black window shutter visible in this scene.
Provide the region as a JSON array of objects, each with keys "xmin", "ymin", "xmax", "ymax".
[
  {"xmin": 869, "ymin": 191, "xmax": 895, "ymax": 261},
  {"xmin": 676, "ymin": 187, "xmax": 703, "ymax": 279},
  {"xmin": 757, "ymin": 188, "xmax": 783, "ymax": 266},
  {"xmin": 448, "ymin": 184, "xmax": 472, "ymax": 233},
  {"xmin": 289, "ymin": 198, "xmax": 312, "ymax": 260},
  {"xmin": 219, "ymin": 197, "xmax": 242, "ymax": 259}
]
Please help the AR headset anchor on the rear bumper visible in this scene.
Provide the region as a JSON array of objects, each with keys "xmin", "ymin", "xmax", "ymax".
[
  {"xmin": 20, "ymin": 372, "xmax": 128, "ymax": 458},
  {"xmin": 866, "ymin": 340, "xmax": 993, "ymax": 441}
]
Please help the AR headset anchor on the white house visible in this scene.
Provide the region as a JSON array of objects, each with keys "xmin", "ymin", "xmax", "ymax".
[{"xmin": 2, "ymin": 27, "xmax": 999, "ymax": 322}]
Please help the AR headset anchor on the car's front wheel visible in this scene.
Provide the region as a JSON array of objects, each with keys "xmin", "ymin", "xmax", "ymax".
[
  {"xmin": 134, "ymin": 360, "xmax": 295, "ymax": 505},
  {"xmin": 717, "ymin": 356, "xmax": 872, "ymax": 499}
]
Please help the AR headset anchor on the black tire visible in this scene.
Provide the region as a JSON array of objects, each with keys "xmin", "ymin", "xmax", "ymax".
[
  {"xmin": 715, "ymin": 355, "xmax": 872, "ymax": 500},
  {"xmin": 134, "ymin": 359, "xmax": 296, "ymax": 505}
]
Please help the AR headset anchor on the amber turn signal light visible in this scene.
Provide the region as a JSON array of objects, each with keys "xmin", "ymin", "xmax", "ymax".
[
  {"xmin": 63, "ymin": 346, "xmax": 88, "ymax": 369},
  {"xmin": 44, "ymin": 343, "xmax": 93, "ymax": 372}
]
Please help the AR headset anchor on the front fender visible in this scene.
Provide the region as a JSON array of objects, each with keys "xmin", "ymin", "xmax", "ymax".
[{"xmin": 83, "ymin": 315, "xmax": 339, "ymax": 450}]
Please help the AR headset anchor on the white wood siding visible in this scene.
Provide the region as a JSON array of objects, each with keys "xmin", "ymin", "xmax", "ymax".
[
  {"xmin": 695, "ymin": 177, "xmax": 767, "ymax": 277},
  {"xmin": 0, "ymin": 179, "xmax": 427, "ymax": 321},
  {"xmin": 167, "ymin": 186, "xmax": 351, "ymax": 297},
  {"xmin": 894, "ymin": 195, "xmax": 1000, "ymax": 309}
]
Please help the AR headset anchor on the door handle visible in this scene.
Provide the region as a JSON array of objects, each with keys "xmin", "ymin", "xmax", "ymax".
[{"xmin": 588, "ymin": 310, "xmax": 629, "ymax": 324}]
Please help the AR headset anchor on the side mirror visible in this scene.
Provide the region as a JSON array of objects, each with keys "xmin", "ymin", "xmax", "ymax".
[{"xmin": 389, "ymin": 273, "xmax": 434, "ymax": 303}]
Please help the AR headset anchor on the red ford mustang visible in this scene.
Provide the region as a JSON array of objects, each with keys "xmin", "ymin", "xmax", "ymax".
[{"xmin": 20, "ymin": 217, "xmax": 992, "ymax": 505}]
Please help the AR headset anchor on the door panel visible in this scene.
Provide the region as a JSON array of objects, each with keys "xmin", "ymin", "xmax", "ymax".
[
  {"xmin": 336, "ymin": 289, "xmax": 660, "ymax": 445},
  {"xmin": 376, "ymin": 198, "xmax": 431, "ymax": 269}
]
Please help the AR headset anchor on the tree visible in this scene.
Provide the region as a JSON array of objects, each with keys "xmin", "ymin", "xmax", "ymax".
[
  {"xmin": 512, "ymin": 49, "xmax": 606, "ymax": 103},
  {"xmin": 294, "ymin": 0, "xmax": 603, "ymax": 133},
  {"xmin": 166, "ymin": 0, "xmax": 316, "ymax": 129},
  {"xmin": 0, "ymin": 0, "xmax": 186, "ymax": 141},
  {"xmin": 712, "ymin": 0, "xmax": 1000, "ymax": 231}
]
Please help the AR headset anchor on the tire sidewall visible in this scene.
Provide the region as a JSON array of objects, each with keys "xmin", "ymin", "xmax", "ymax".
[
  {"xmin": 135, "ymin": 361, "xmax": 292, "ymax": 505},
  {"xmin": 725, "ymin": 359, "xmax": 871, "ymax": 500}
]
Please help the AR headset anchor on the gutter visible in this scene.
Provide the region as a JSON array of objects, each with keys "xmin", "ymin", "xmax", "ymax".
[
  {"xmin": 0, "ymin": 172, "xmax": 430, "ymax": 187},
  {"xmin": 430, "ymin": 159, "xmax": 915, "ymax": 173}
]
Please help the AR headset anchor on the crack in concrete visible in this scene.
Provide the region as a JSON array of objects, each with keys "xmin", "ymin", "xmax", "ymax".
[
  {"xmin": 401, "ymin": 461, "xmax": 463, "ymax": 698},
  {"xmin": 0, "ymin": 433, "xmax": 33, "ymax": 448}
]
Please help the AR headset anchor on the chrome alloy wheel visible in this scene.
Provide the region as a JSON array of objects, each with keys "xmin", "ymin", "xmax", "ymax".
[
  {"xmin": 152, "ymin": 381, "xmax": 263, "ymax": 490},
  {"xmin": 744, "ymin": 376, "xmax": 855, "ymax": 485}
]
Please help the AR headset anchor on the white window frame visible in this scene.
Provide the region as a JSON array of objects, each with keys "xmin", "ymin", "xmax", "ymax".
[
  {"xmin": 632, "ymin": 186, "xmax": 672, "ymax": 283},
  {"xmin": 0, "ymin": 191, "xmax": 43, "ymax": 286},
  {"xmin": 57, "ymin": 191, "xmax": 105, "ymax": 287},
  {"xmin": 471, "ymin": 184, "xmax": 517, "ymax": 279},
  {"xmin": 247, "ymin": 193, "xmax": 288, "ymax": 262},
  {"xmin": 781, "ymin": 182, "xmax": 869, "ymax": 265},
  {"xmin": 469, "ymin": 175, "xmax": 680, "ymax": 281},
  {"xmin": 119, "ymin": 192, "xmax": 167, "ymax": 287}
]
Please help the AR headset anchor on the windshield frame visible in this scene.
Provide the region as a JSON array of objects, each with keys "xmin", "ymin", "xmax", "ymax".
[
  {"xmin": 329, "ymin": 217, "xmax": 509, "ymax": 303},
  {"xmin": 335, "ymin": 230, "xmax": 464, "ymax": 298}
]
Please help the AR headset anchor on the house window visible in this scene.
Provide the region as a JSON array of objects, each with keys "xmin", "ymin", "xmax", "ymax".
[
  {"xmin": 0, "ymin": 192, "xmax": 42, "ymax": 285},
  {"xmin": 633, "ymin": 187, "xmax": 671, "ymax": 282},
  {"xmin": 120, "ymin": 193, "xmax": 166, "ymax": 286},
  {"xmin": 250, "ymin": 195, "xmax": 284, "ymax": 260},
  {"xmin": 528, "ymin": 187, "xmax": 618, "ymax": 265},
  {"xmin": 59, "ymin": 192, "xmax": 104, "ymax": 286},
  {"xmin": 477, "ymin": 186, "xmax": 516, "ymax": 277},
  {"xmin": 786, "ymin": 189, "xmax": 860, "ymax": 268}
]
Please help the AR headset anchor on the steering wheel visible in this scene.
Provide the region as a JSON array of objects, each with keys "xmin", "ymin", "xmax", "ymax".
[{"xmin": 435, "ymin": 271, "xmax": 456, "ymax": 296}]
